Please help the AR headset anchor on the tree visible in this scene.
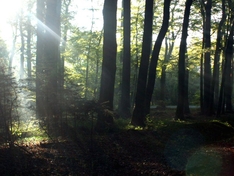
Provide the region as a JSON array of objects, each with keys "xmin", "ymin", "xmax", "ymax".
[
  {"xmin": 26, "ymin": 10, "xmax": 32, "ymax": 81},
  {"xmin": 175, "ymin": 0, "xmax": 193, "ymax": 120},
  {"xmin": 210, "ymin": 0, "xmax": 226, "ymax": 114},
  {"xmin": 131, "ymin": 0, "xmax": 154, "ymax": 127},
  {"xmin": 96, "ymin": 0, "xmax": 117, "ymax": 130},
  {"xmin": 144, "ymin": 0, "xmax": 171, "ymax": 116},
  {"xmin": 36, "ymin": 0, "xmax": 61, "ymax": 122},
  {"xmin": 36, "ymin": 0, "xmax": 46, "ymax": 118},
  {"xmin": 159, "ymin": 24, "xmax": 181, "ymax": 107},
  {"xmin": 130, "ymin": 1, "xmax": 145, "ymax": 108},
  {"xmin": 203, "ymin": 0, "xmax": 212, "ymax": 115},
  {"xmin": 44, "ymin": 0, "xmax": 61, "ymax": 121},
  {"xmin": 119, "ymin": 0, "xmax": 131, "ymax": 119},
  {"xmin": 217, "ymin": 1, "xmax": 234, "ymax": 116},
  {"xmin": 19, "ymin": 10, "xmax": 25, "ymax": 79}
]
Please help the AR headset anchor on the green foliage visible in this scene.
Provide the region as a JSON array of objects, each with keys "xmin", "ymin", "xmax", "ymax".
[{"xmin": 0, "ymin": 59, "xmax": 19, "ymax": 144}]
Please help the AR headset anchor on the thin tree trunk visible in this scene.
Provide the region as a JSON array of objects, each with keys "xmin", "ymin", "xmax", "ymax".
[
  {"xmin": 210, "ymin": 0, "xmax": 226, "ymax": 113},
  {"xmin": 26, "ymin": 14, "xmax": 32, "ymax": 81},
  {"xmin": 36, "ymin": 0, "xmax": 46, "ymax": 118},
  {"xmin": 200, "ymin": 2, "xmax": 206, "ymax": 114},
  {"xmin": 145, "ymin": 0, "xmax": 171, "ymax": 116},
  {"xmin": 224, "ymin": 21, "xmax": 234, "ymax": 112},
  {"xmin": 184, "ymin": 47, "xmax": 190, "ymax": 114},
  {"xmin": 85, "ymin": 3, "xmax": 95, "ymax": 99},
  {"xmin": 19, "ymin": 12, "xmax": 25, "ymax": 79},
  {"xmin": 204, "ymin": 0, "xmax": 212, "ymax": 115},
  {"xmin": 8, "ymin": 26, "xmax": 17, "ymax": 74},
  {"xmin": 119, "ymin": 0, "xmax": 131, "ymax": 119},
  {"xmin": 131, "ymin": 6, "xmax": 140, "ymax": 109},
  {"xmin": 217, "ymin": 21, "xmax": 234, "ymax": 116},
  {"xmin": 94, "ymin": 29, "xmax": 103, "ymax": 99}
]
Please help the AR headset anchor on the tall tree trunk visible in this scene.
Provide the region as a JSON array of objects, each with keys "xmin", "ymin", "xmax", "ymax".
[
  {"xmin": 203, "ymin": 0, "xmax": 212, "ymax": 115},
  {"xmin": 96, "ymin": 0, "xmax": 117, "ymax": 130},
  {"xmin": 119, "ymin": 0, "xmax": 131, "ymax": 119},
  {"xmin": 159, "ymin": 37, "xmax": 168, "ymax": 107},
  {"xmin": 158, "ymin": 0, "xmax": 180, "ymax": 108},
  {"xmin": 44, "ymin": 0, "xmax": 61, "ymax": 122},
  {"xmin": 94, "ymin": 30, "xmax": 103, "ymax": 99},
  {"xmin": 210, "ymin": 0, "xmax": 226, "ymax": 114},
  {"xmin": 131, "ymin": 6, "xmax": 141, "ymax": 109},
  {"xmin": 8, "ymin": 24, "xmax": 17, "ymax": 74},
  {"xmin": 26, "ymin": 15, "xmax": 32, "ymax": 81},
  {"xmin": 85, "ymin": 4, "xmax": 95, "ymax": 99},
  {"xmin": 58, "ymin": 0, "xmax": 71, "ymax": 121},
  {"xmin": 131, "ymin": 0, "xmax": 154, "ymax": 127},
  {"xmin": 184, "ymin": 47, "xmax": 190, "ymax": 114},
  {"xmin": 175, "ymin": 0, "xmax": 193, "ymax": 120},
  {"xmin": 217, "ymin": 22, "xmax": 234, "ymax": 116},
  {"xmin": 224, "ymin": 18, "xmax": 234, "ymax": 112},
  {"xmin": 145, "ymin": 0, "xmax": 171, "ymax": 116},
  {"xmin": 19, "ymin": 12, "xmax": 25, "ymax": 79},
  {"xmin": 36, "ymin": 0, "xmax": 46, "ymax": 118},
  {"xmin": 200, "ymin": 2, "xmax": 205, "ymax": 114}
]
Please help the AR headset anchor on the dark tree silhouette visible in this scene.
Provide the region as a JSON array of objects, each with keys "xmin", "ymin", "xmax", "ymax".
[
  {"xmin": 203, "ymin": 0, "xmax": 212, "ymax": 115},
  {"xmin": 217, "ymin": 2, "xmax": 234, "ymax": 116},
  {"xmin": 131, "ymin": 0, "xmax": 154, "ymax": 127},
  {"xmin": 96, "ymin": 0, "xmax": 117, "ymax": 129},
  {"xmin": 119, "ymin": 0, "xmax": 131, "ymax": 119},
  {"xmin": 217, "ymin": 23, "xmax": 234, "ymax": 116},
  {"xmin": 210, "ymin": 0, "xmax": 226, "ymax": 114},
  {"xmin": 175, "ymin": 0, "xmax": 193, "ymax": 120},
  {"xmin": 145, "ymin": 0, "xmax": 171, "ymax": 116}
]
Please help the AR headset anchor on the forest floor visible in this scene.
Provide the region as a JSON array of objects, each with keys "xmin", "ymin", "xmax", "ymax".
[{"xmin": 1, "ymin": 109, "xmax": 234, "ymax": 175}]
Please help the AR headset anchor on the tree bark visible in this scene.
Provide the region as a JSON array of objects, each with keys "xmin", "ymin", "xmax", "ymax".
[
  {"xmin": 119, "ymin": 0, "xmax": 131, "ymax": 119},
  {"xmin": 217, "ymin": 16, "xmax": 234, "ymax": 116},
  {"xmin": 19, "ymin": 12, "xmax": 25, "ymax": 79},
  {"xmin": 96, "ymin": 0, "xmax": 117, "ymax": 130},
  {"xmin": 210, "ymin": 0, "xmax": 226, "ymax": 114},
  {"xmin": 26, "ymin": 15, "xmax": 32, "ymax": 81},
  {"xmin": 131, "ymin": 0, "xmax": 154, "ymax": 127},
  {"xmin": 175, "ymin": 0, "xmax": 193, "ymax": 120},
  {"xmin": 44, "ymin": 0, "xmax": 61, "ymax": 120},
  {"xmin": 144, "ymin": 0, "xmax": 171, "ymax": 116},
  {"xmin": 36, "ymin": 0, "xmax": 46, "ymax": 118},
  {"xmin": 203, "ymin": 0, "xmax": 212, "ymax": 115}
]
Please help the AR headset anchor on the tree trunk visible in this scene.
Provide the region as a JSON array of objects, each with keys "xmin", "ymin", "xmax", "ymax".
[
  {"xmin": 26, "ymin": 15, "xmax": 32, "ymax": 81},
  {"xmin": 217, "ymin": 20, "xmax": 234, "ymax": 116},
  {"xmin": 203, "ymin": 0, "xmax": 212, "ymax": 115},
  {"xmin": 44, "ymin": 0, "xmax": 61, "ymax": 121},
  {"xmin": 96, "ymin": 0, "xmax": 117, "ymax": 130},
  {"xmin": 119, "ymin": 0, "xmax": 131, "ymax": 119},
  {"xmin": 19, "ymin": 12, "xmax": 25, "ymax": 79},
  {"xmin": 36, "ymin": 0, "xmax": 46, "ymax": 118},
  {"xmin": 94, "ymin": 30, "xmax": 103, "ymax": 99},
  {"xmin": 210, "ymin": 0, "xmax": 226, "ymax": 114},
  {"xmin": 224, "ymin": 21, "xmax": 234, "ymax": 113},
  {"xmin": 144, "ymin": 0, "xmax": 171, "ymax": 116},
  {"xmin": 175, "ymin": 0, "xmax": 193, "ymax": 120},
  {"xmin": 131, "ymin": 0, "xmax": 154, "ymax": 127},
  {"xmin": 200, "ymin": 2, "xmax": 206, "ymax": 114}
]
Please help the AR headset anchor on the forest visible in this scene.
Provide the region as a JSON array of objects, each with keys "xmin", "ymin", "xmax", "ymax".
[{"xmin": 0, "ymin": 0, "xmax": 234, "ymax": 175}]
